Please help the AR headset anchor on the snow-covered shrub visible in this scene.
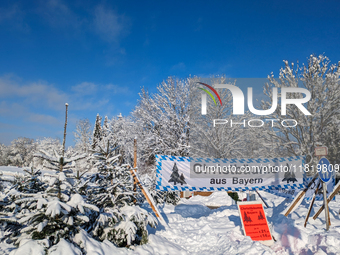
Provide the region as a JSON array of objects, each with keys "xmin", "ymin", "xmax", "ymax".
[
  {"xmin": 16, "ymin": 193, "xmax": 99, "ymax": 246},
  {"xmin": 152, "ymin": 191, "xmax": 180, "ymax": 206},
  {"xmin": 8, "ymin": 134, "xmax": 97, "ymax": 246},
  {"xmin": 89, "ymin": 137, "xmax": 157, "ymax": 246},
  {"xmin": 142, "ymin": 174, "xmax": 179, "ymax": 206},
  {"xmin": 15, "ymin": 166, "xmax": 45, "ymax": 194},
  {"xmin": 108, "ymin": 206, "xmax": 156, "ymax": 246}
]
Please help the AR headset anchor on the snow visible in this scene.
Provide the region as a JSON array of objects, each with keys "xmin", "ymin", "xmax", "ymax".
[
  {"xmin": 184, "ymin": 191, "xmax": 233, "ymax": 207},
  {"xmin": 1, "ymin": 169, "xmax": 340, "ymax": 255},
  {"xmin": 49, "ymin": 239, "xmax": 82, "ymax": 255},
  {"xmin": 0, "ymin": 166, "xmax": 55, "ymax": 178},
  {"xmin": 67, "ymin": 193, "xmax": 99, "ymax": 213},
  {"xmin": 73, "ymin": 229, "xmax": 126, "ymax": 255},
  {"xmin": 9, "ymin": 239, "xmax": 45, "ymax": 255},
  {"xmin": 45, "ymin": 200, "xmax": 72, "ymax": 217}
]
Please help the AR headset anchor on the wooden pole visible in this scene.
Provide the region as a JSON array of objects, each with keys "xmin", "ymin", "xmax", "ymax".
[
  {"xmin": 133, "ymin": 138, "xmax": 137, "ymax": 204},
  {"xmin": 313, "ymin": 181, "xmax": 340, "ymax": 220},
  {"xmin": 304, "ymin": 181, "xmax": 321, "ymax": 227},
  {"xmin": 58, "ymin": 103, "xmax": 68, "ymax": 200},
  {"xmin": 323, "ymin": 181, "xmax": 330, "ymax": 230},
  {"xmin": 133, "ymin": 138, "xmax": 137, "ymax": 169},
  {"xmin": 255, "ymin": 189, "xmax": 269, "ymax": 208},
  {"xmin": 60, "ymin": 103, "xmax": 68, "ymax": 172},
  {"xmin": 129, "ymin": 166, "xmax": 167, "ymax": 226},
  {"xmin": 284, "ymin": 173, "xmax": 319, "ymax": 217}
]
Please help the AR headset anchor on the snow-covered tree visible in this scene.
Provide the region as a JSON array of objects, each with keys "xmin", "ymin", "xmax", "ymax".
[
  {"xmin": 15, "ymin": 165, "xmax": 45, "ymax": 194},
  {"xmin": 132, "ymin": 77, "xmax": 190, "ymax": 173},
  {"xmin": 6, "ymin": 138, "xmax": 36, "ymax": 167},
  {"xmin": 33, "ymin": 138, "xmax": 62, "ymax": 170},
  {"xmin": 73, "ymin": 118, "xmax": 92, "ymax": 154},
  {"xmin": 263, "ymin": 55, "xmax": 340, "ymax": 166},
  {"xmin": 92, "ymin": 114, "xmax": 103, "ymax": 150},
  {"xmin": 102, "ymin": 116, "xmax": 110, "ymax": 138},
  {"xmin": 189, "ymin": 77, "xmax": 279, "ymax": 159},
  {"xmin": 89, "ymin": 136, "xmax": 134, "ymax": 208},
  {"xmin": 110, "ymin": 114, "xmax": 136, "ymax": 166},
  {"xmin": 0, "ymin": 143, "xmax": 9, "ymax": 166},
  {"xmin": 5, "ymin": 104, "xmax": 99, "ymax": 247},
  {"xmin": 141, "ymin": 174, "xmax": 180, "ymax": 206},
  {"xmin": 0, "ymin": 165, "xmax": 46, "ymax": 242},
  {"xmin": 89, "ymin": 135, "xmax": 157, "ymax": 247}
]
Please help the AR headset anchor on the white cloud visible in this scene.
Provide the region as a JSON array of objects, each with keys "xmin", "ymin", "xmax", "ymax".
[
  {"xmin": 71, "ymin": 82, "xmax": 98, "ymax": 96},
  {"xmin": 28, "ymin": 113, "xmax": 61, "ymax": 126},
  {"xmin": 36, "ymin": 0, "xmax": 83, "ymax": 28},
  {"xmin": 0, "ymin": 101, "xmax": 61, "ymax": 126},
  {"xmin": 0, "ymin": 75, "xmax": 69, "ymax": 111},
  {"xmin": 105, "ymin": 83, "xmax": 130, "ymax": 94},
  {"xmin": 93, "ymin": 5, "xmax": 130, "ymax": 42},
  {"xmin": 0, "ymin": 75, "xmax": 133, "ymax": 143},
  {"xmin": 171, "ymin": 62, "xmax": 186, "ymax": 72}
]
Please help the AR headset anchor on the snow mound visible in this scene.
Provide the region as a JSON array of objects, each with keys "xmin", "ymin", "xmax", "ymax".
[
  {"xmin": 184, "ymin": 191, "xmax": 233, "ymax": 207},
  {"xmin": 9, "ymin": 239, "xmax": 45, "ymax": 255},
  {"xmin": 134, "ymin": 235, "xmax": 187, "ymax": 255},
  {"xmin": 73, "ymin": 229, "xmax": 126, "ymax": 255},
  {"xmin": 49, "ymin": 239, "xmax": 82, "ymax": 255}
]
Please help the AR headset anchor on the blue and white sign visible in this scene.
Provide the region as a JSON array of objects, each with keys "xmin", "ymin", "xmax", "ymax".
[
  {"xmin": 265, "ymin": 174, "xmax": 335, "ymax": 201},
  {"xmin": 318, "ymin": 157, "xmax": 331, "ymax": 183},
  {"xmin": 156, "ymin": 155, "xmax": 305, "ymax": 192}
]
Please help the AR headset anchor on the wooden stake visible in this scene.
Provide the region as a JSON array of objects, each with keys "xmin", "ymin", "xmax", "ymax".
[
  {"xmin": 133, "ymin": 138, "xmax": 137, "ymax": 168},
  {"xmin": 322, "ymin": 181, "xmax": 330, "ymax": 230},
  {"xmin": 313, "ymin": 181, "xmax": 340, "ymax": 220},
  {"xmin": 132, "ymin": 138, "xmax": 137, "ymax": 203},
  {"xmin": 304, "ymin": 181, "xmax": 321, "ymax": 227},
  {"xmin": 58, "ymin": 103, "xmax": 68, "ymax": 200},
  {"xmin": 284, "ymin": 173, "xmax": 319, "ymax": 217},
  {"xmin": 60, "ymin": 103, "xmax": 68, "ymax": 172},
  {"xmin": 129, "ymin": 166, "xmax": 167, "ymax": 227},
  {"xmin": 255, "ymin": 189, "xmax": 269, "ymax": 208}
]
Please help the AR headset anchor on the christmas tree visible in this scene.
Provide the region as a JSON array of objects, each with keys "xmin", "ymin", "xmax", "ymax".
[{"xmin": 168, "ymin": 163, "xmax": 186, "ymax": 185}]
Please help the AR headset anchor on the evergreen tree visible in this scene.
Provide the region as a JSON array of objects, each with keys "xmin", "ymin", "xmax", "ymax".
[
  {"xmin": 2, "ymin": 104, "xmax": 99, "ymax": 247},
  {"xmin": 168, "ymin": 163, "xmax": 186, "ymax": 185},
  {"xmin": 92, "ymin": 114, "xmax": 103, "ymax": 150},
  {"xmin": 15, "ymin": 165, "xmax": 45, "ymax": 194},
  {"xmin": 102, "ymin": 116, "xmax": 110, "ymax": 138},
  {"xmin": 73, "ymin": 118, "xmax": 92, "ymax": 154},
  {"xmin": 89, "ymin": 136, "xmax": 157, "ymax": 247},
  {"xmin": 142, "ymin": 174, "xmax": 180, "ymax": 206}
]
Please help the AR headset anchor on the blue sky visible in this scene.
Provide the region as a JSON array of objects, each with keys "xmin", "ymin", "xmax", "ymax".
[{"xmin": 0, "ymin": 0, "xmax": 340, "ymax": 147}]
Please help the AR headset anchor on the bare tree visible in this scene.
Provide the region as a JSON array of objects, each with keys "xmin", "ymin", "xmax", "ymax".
[
  {"xmin": 74, "ymin": 118, "xmax": 92, "ymax": 153},
  {"xmin": 132, "ymin": 77, "xmax": 190, "ymax": 174},
  {"xmin": 263, "ymin": 55, "xmax": 340, "ymax": 165}
]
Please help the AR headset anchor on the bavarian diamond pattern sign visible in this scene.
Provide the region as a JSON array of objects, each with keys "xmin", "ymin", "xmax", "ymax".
[{"xmin": 156, "ymin": 155, "xmax": 305, "ymax": 191}]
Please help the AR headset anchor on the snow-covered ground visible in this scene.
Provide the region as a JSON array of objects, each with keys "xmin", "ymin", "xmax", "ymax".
[{"xmin": 1, "ymin": 167, "xmax": 340, "ymax": 254}]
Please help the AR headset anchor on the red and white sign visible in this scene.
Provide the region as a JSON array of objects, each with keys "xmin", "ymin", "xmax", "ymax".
[
  {"xmin": 237, "ymin": 201, "xmax": 274, "ymax": 246},
  {"xmin": 315, "ymin": 147, "xmax": 328, "ymax": 156}
]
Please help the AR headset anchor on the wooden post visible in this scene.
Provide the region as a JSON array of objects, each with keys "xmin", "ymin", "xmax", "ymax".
[
  {"xmin": 129, "ymin": 166, "xmax": 167, "ymax": 226},
  {"xmin": 313, "ymin": 181, "xmax": 340, "ymax": 220},
  {"xmin": 60, "ymin": 103, "xmax": 68, "ymax": 172},
  {"xmin": 255, "ymin": 189, "xmax": 269, "ymax": 208},
  {"xmin": 304, "ymin": 181, "xmax": 321, "ymax": 227},
  {"xmin": 133, "ymin": 138, "xmax": 137, "ymax": 169},
  {"xmin": 284, "ymin": 173, "xmax": 319, "ymax": 217},
  {"xmin": 133, "ymin": 138, "xmax": 137, "ymax": 204},
  {"xmin": 323, "ymin": 181, "xmax": 330, "ymax": 230},
  {"xmin": 58, "ymin": 103, "xmax": 68, "ymax": 200}
]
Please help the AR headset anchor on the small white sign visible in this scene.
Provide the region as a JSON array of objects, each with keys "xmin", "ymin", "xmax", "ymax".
[{"xmin": 315, "ymin": 147, "xmax": 328, "ymax": 156}]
